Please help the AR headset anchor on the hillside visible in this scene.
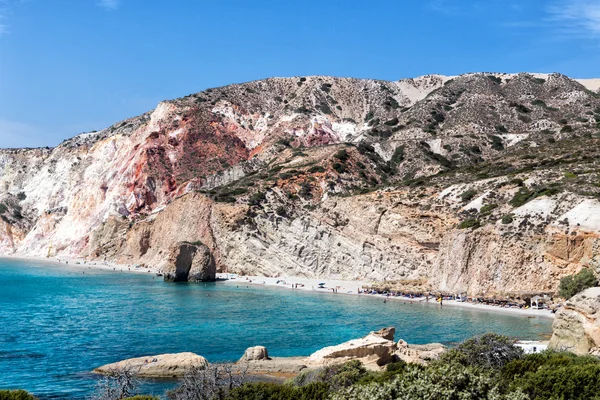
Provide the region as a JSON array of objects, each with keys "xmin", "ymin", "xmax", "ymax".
[{"xmin": 1, "ymin": 72, "xmax": 600, "ymax": 296}]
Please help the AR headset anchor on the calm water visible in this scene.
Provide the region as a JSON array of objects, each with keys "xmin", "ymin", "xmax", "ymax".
[{"xmin": 0, "ymin": 258, "xmax": 552, "ymax": 399}]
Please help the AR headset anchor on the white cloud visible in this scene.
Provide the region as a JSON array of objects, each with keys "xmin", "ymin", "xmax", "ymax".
[
  {"xmin": 0, "ymin": 1, "xmax": 9, "ymax": 37},
  {"xmin": 97, "ymin": 0, "xmax": 121, "ymax": 11},
  {"xmin": 547, "ymin": 0, "xmax": 600, "ymax": 37}
]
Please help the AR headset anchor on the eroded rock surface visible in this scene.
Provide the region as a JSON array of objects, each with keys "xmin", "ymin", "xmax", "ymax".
[
  {"xmin": 162, "ymin": 241, "xmax": 215, "ymax": 282},
  {"xmin": 549, "ymin": 287, "xmax": 600, "ymax": 355},
  {"xmin": 94, "ymin": 352, "xmax": 208, "ymax": 378},
  {"xmin": 240, "ymin": 346, "xmax": 269, "ymax": 361},
  {"xmin": 395, "ymin": 340, "xmax": 446, "ymax": 364},
  {"xmin": 307, "ymin": 331, "xmax": 397, "ymax": 369}
]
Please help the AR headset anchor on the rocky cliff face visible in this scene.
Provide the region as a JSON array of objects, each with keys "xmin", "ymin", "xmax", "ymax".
[
  {"xmin": 2, "ymin": 73, "xmax": 600, "ymax": 295},
  {"xmin": 550, "ymin": 287, "xmax": 600, "ymax": 355}
]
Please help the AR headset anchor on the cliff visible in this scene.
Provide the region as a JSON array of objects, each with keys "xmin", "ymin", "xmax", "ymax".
[{"xmin": 2, "ymin": 73, "xmax": 600, "ymax": 295}]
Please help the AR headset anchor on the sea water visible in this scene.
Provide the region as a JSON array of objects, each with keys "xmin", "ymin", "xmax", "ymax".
[{"xmin": 0, "ymin": 258, "xmax": 552, "ymax": 399}]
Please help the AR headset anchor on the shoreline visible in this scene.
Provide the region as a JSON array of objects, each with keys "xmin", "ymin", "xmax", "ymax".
[
  {"xmin": 0, "ymin": 254, "xmax": 158, "ymax": 275},
  {"xmin": 0, "ymin": 254, "xmax": 554, "ymax": 320},
  {"xmin": 221, "ymin": 274, "xmax": 555, "ymax": 320}
]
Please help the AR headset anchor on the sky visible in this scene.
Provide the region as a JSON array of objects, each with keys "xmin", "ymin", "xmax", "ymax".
[{"xmin": 1, "ymin": 0, "xmax": 600, "ymax": 148}]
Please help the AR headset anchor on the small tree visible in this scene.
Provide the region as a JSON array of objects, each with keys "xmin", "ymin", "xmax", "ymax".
[
  {"xmin": 167, "ymin": 363, "xmax": 249, "ymax": 400},
  {"xmin": 93, "ymin": 366, "xmax": 141, "ymax": 400},
  {"xmin": 559, "ymin": 268, "xmax": 598, "ymax": 299}
]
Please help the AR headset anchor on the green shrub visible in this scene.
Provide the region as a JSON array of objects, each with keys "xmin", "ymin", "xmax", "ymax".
[
  {"xmin": 320, "ymin": 83, "xmax": 332, "ymax": 92},
  {"xmin": 559, "ymin": 268, "xmax": 598, "ymax": 299},
  {"xmin": 458, "ymin": 219, "xmax": 480, "ymax": 229},
  {"xmin": 489, "ymin": 135, "xmax": 504, "ymax": 150},
  {"xmin": 384, "ymin": 97, "xmax": 400, "ymax": 110},
  {"xmin": 390, "ymin": 146, "xmax": 405, "ymax": 168},
  {"xmin": 509, "ymin": 188, "xmax": 534, "ymax": 207},
  {"xmin": 510, "ymin": 102, "xmax": 531, "ymax": 113},
  {"xmin": 294, "ymin": 360, "xmax": 368, "ymax": 392},
  {"xmin": 0, "ymin": 391, "xmax": 37, "ymax": 400},
  {"xmin": 561, "ymin": 125, "xmax": 573, "ymax": 133},
  {"xmin": 319, "ymin": 103, "xmax": 332, "ymax": 114},
  {"xmin": 333, "ymin": 163, "xmax": 347, "ymax": 174},
  {"xmin": 501, "ymin": 214, "xmax": 514, "ymax": 224},
  {"xmin": 487, "ymin": 75, "xmax": 502, "ymax": 84},
  {"xmin": 461, "ymin": 189, "xmax": 478, "ymax": 202},
  {"xmin": 496, "ymin": 125, "xmax": 508, "ymax": 133},
  {"xmin": 0, "ymin": 391, "xmax": 38, "ymax": 400},
  {"xmin": 480, "ymin": 203, "xmax": 498, "ymax": 214},
  {"xmin": 226, "ymin": 382, "xmax": 329, "ymax": 400},
  {"xmin": 531, "ymin": 99, "xmax": 547, "ymax": 108},
  {"xmin": 334, "ymin": 149, "xmax": 349, "ymax": 162},
  {"xmin": 564, "ymin": 171, "xmax": 577, "ymax": 179},
  {"xmin": 384, "ymin": 118, "xmax": 399, "ymax": 126},
  {"xmin": 331, "ymin": 364, "xmax": 503, "ymax": 400},
  {"xmin": 308, "ymin": 166, "xmax": 326, "ymax": 173},
  {"xmin": 506, "ymin": 351, "xmax": 600, "ymax": 400},
  {"xmin": 0, "ymin": 203, "xmax": 7, "ymax": 214},
  {"xmin": 248, "ymin": 191, "xmax": 266, "ymax": 206},
  {"xmin": 438, "ymin": 333, "xmax": 523, "ymax": 370}
]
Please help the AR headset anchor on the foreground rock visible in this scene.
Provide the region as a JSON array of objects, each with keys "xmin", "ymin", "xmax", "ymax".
[
  {"xmin": 94, "ymin": 352, "xmax": 208, "ymax": 378},
  {"xmin": 307, "ymin": 331, "xmax": 397, "ymax": 369},
  {"xmin": 162, "ymin": 241, "xmax": 216, "ymax": 282},
  {"xmin": 395, "ymin": 340, "xmax": 446, "ymax": 364},
  {"xmin": 240, "ymin": 346, "xmax": 269, "ymax": 361},
  {"xmin": 550, "ymin": 287, "xmax": 600, "ymax": 355}
]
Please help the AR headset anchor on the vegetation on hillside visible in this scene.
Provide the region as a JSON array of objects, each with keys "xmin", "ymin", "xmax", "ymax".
[{"xmin": 559, "ymin": 268, "xmax": 598, "ymax": 299}]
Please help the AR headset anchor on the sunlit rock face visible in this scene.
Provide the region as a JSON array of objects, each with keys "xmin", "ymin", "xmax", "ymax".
[
  {"xmin": 550, "ymin": 287, "xmax": 600, "ymax": 355},
  {"xmin": 2, "ymin": 73, "xmax": 600, "ymax": 294}
]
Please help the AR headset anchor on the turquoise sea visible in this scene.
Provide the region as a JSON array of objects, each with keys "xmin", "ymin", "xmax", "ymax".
[{"xmin": 0, "ymin": 258, "xmax": 552, "ymax": 399}]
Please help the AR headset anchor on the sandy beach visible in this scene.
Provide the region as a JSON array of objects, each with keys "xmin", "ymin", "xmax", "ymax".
[
  {"xmin": 1, "ymin": 255, "xmax": 554, "ymax": 320},
  {"xmin": 0, "ymin": 254, "xmax": 158, "ymax": 275},
  {"xmin": 220, "ymin": 273, "xmax": 555, "ymax": 320}
]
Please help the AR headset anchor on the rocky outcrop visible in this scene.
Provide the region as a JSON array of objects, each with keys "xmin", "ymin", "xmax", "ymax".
[
  {"xmin": 395, "ymin": 340, "xmax": 446, "ymax": 364},
  {"xmin": 162, "ymin": 241, "xmax": 215, "ymax": 282},
  {"xmin": 307, "ymin": 331, "xmax": 397, "ymax": 369},
  {"xmin": 370, "ymin": 327, "xmax": 396, "ymax": 341},
  {"xmin": 240, "ymin": 346, "xmax": 269, "ymax": 361},
  {"xmin": 94, "ymin": 352, "xmax": 208, "ymax": 378},
  {"xmin": 549, "ymin": 287, "xmax": 600, "ymax": 355}
]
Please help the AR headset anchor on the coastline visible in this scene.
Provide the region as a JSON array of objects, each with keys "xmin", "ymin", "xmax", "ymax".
[
  {"xmin": 221, "ymin": 274, "xmax": 555, "ymax": 320},
  {"xmin": 0, "ymin": 254, "xmax": 554, "ymax": 320},
  {"xmin": 0, "ymin": 254, "xmax": 157, "ymax": 275}
]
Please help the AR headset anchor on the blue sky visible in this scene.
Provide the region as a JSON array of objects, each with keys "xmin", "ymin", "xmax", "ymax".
[{"xmin": 1, "ymin": 0, "xmax": 600, "ymax": 148}]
